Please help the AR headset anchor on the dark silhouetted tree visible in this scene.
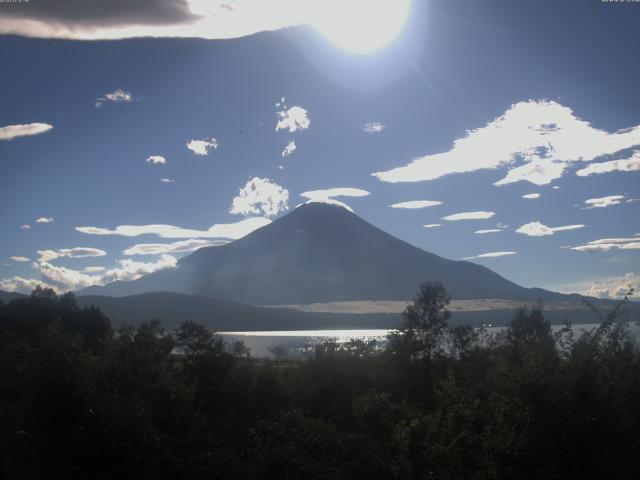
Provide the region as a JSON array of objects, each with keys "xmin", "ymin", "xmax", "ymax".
[{"xmin": 388, "ymin": 281, "xmax": 451, "ymax": 361}]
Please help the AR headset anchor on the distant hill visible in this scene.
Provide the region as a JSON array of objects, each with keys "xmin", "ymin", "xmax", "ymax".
[
  {"xmin": 82, "ymin": 203, "xmax": 589, "ymax": 305},
  {"xmin": 74, "ymin": 292, "xmax": 632, "ymax": 330},
  {"xmin": 0, "ymin": 290, "xmax": 27, "ymax": 303},
  {"xmin": 3, "ymin": 289, "xmax": 631, "ymax": 330},
  {"xmin": 76, "ymin": 292, "xmax": 399, "ymax": 331}
]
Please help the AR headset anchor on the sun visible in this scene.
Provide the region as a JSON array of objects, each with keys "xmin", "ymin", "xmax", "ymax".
[{"xmin": 307, "ymin": 0, "xmax": 412, "ymax": 54}]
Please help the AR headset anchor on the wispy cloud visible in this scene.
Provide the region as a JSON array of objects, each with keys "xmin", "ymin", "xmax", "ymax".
[
  {"xmin": 474, "ymin": 229, "xmax": 503, "ymax": 234},
  {"xmin": 390, "ymin": 200, "xmax": 443, "ymax": 209},
  {"xmin": 281, "ymin": 140, "xmax": 297, "ymax": 157},
  {"xmin": 363, "ymin": 122, "xmax": 385, "ymax": 133},
  {"xmin": 462, "ymin": 251, "xmax": 517, "ymax": 260},
  {"xmin": 442, "ymin": 211, "xmax": 495, "ymax": 221},
  {"xmin": 146, "ymin": 155, "xmax": 166, "ymax": 165},
  {"xmin": 299, "ymin": 188, "xmax": 370, "ymax": 212},
  {"xmin": 35, "ymin": 217, "xmax": 54, "ymax": 224},
  {"xmin": 230, "ymin": 177, "xmax": 289, "ymax": 218},
  {"xmin": 583, "ymin": 195, "xmax": 624, "ymax": 209},
  {"xmin": 0, "ymin": 123, "xmax": 53, "ymax": 141},
  {"xmin": 569, "ymin": 236, "xmax": 640, "ymax": 252},
  {"xmin": 83, "ymin": 266, "xmax": 106, "ymax": 273},
  {"xmin": 20, "ymin": 224, "xmax": 31, "ymax": 229},
  {"xmin": 522, "ymin": 193, "xmax": 541, "ymax": 199},
  {"xmin": 186, "ymin": 138, "xmax": 218, "ymax": 156},
  {"xmin": 123, "ymin": 239, "xmax": 228, "ymax": 256},
  {"xmin": 275, "ymin": 98, "xmax": 310, "ymax": 133},
  {"xmin": 37, "ymin": 247, "xmax": 106, "ymax": 263},
  {"xmin": 76, "ymin": 217, "xmax": 271, "ymax": 240},
  {"xmin": 423, "ymin": 224, "xmax": 442, "ymax": 229},
  {"xmin": 10, "ymin": 256, "xmax": 30, "ymax": 262},
  {"xmin": 576, "ymin": 151, "xmax": 640, "ymax": 177},
  {"xmin": 516, "ymin": 221, "xmax": 585, "ymax": 237},
  {"xmin": 372, "ymin": 100, "xmax": 640, "ymax": 186},
  {"xmin": 95, "ymin": 89, "xmax": 132, "ymax": 108},
  {"xmin": 160, "ymin": 178, "xmax": 175, "ymax": 183}
]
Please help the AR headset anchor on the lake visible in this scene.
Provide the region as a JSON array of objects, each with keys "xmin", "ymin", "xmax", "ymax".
[{"xmin": 219, "ymin": 322, "xmax": 640, "ymax": 358}]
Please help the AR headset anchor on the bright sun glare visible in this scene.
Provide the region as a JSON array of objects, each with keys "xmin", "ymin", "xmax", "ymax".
[{"xmin": 307, "ymin": 0, "xmax": 412, "ymax": 54}]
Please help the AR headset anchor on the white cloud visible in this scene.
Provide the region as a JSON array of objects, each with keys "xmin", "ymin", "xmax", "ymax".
[
  {"xmin": 363, "ymin": 122, "xmax": 385, "ymax": 133},
  {"xmin": 576, "ymin": 151, "xmax": 640, "ymax": 177},
  {"xmin": 0, "ymin": 251, "xmax": 178, "ymax": 293},
  {"xmin": 494, "ymin": 157, "xmax": 566, "ymax": 186},
  {"xmin": 0, "ymin": 123, "xmax": 53, "ymax": 141},
  {"xmin": 569, "ymin": 237, "xmax": 640, "ymax": 253},
  {"xmin": 462, "ymin": 251, "xmax": 517, "ymax": 260},
  {"xmin": 76, "ymin": 217, "xmax": 270, "ymax": 240},
  {"xmin": 390, "ymin": 200, "xmax": 443, "ymax": 209},
  {"xmin": 20, "ymin": 224, "xmax": 31, "ymax": 229},
  {"xmin": 423, "ymin": 224, "xmax": 441, "ymax": 229},
  {"xmin": 186, "ymin": 138, "xmax": 218, "ymax": 156},
  {"xmin": 276, "ymin": 99, "xmax": 310, "ymax": 133},
  {"xmin": 160, "ymin": 178, "xmax": 175, "ymax": 183},
  {"xmin": 95, "ymin": 89, "xmax": 132, "ymax": 107},
  {"xmin": 36, "ymin": 262, "xmax": 101, "ymax": 290},
  {"xmin": 516, "ymin": 221, "xmax": 585, "ymax": 237},
  {"xmin": 35, "ymin": 217, "xmax": 54, "ymax": 223},
  {"xmin": 281, "ymin": 140, "xmax": 297, "ymax": 157},
  {"xmin": 37, "ymin": 247, "xmax": 106, "ymax": 263},
  {"xmin": 146, "ymin": 155, "xmax": 166, "ymax": 165},
  {"xmin": 474, "ymin": 229, "xmax": 503, "ymax": 234},
  {"xmin": 37, "ymin": 254, "xmax": 177, "ymax": 291},
  {"xmin": 583, "ymin": 195, "xmax": 625, "ymax": 209},
  {"xmin": 10, "ymin": 256, "xmax": 30, "ymax": 262},
  {"xmin": 99, "ymin": 255, "xmax": 178, "ymax": 285},
  {"xmin": 123, "ymin": 239, "xmax": 228, "ymax": 256},
  {"xmin": 372, "ymin": 100, "xmax": 640, "ymax": 186},
  {"xmin": 0, "ymin": 276, "xmax": 59, "ymax": 294},
  {"xmin": 552, "ymin": 186, "xmax": 560, "ymax": 190},
  {"xmin": 299, "ymin": 187, "xmax": 370, "ymax": 212},
  {"xmin": 522, "ymin": 193, "xmax": 541, "ymax": 199},
  {"xmin": 442, "ymin": 211, "xmax": 495, "ymax": 221},
  {"xmin": 230, "ymin": 177, "xmax": 289, "ymax": 218},
  {"xmin": 583, "ymin": 273, "xmax": 638, "ymax": 299}
]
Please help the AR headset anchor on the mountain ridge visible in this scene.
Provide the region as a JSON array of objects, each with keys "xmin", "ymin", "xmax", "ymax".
[{"xmin": 80, "ymin": 203, "xmax": 587, "ymax": 305}]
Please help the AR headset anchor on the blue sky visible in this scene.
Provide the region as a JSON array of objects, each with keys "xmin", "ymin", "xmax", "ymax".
[{"xmin": 1, "ymin": 0, "xmax": 639, "ymax": 298}]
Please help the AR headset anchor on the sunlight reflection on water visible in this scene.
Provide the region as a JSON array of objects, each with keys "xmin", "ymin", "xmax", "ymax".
[{"xmin": 219, "ymin": 323, "xmax": 640, "ymax": 358}]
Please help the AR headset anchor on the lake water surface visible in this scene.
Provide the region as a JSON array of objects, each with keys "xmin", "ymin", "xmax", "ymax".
[{"xmin": 219, "ymin": 323, "xmax": 640, "ymax": 358}]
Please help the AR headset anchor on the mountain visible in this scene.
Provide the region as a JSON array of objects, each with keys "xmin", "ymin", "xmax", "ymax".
[
  {"xmin": 0, "ymin": 290, "xmax": 27, "ymax": 303},
  {"xmin": 75, "ymin": 292, "xmax": 398, "ymax": 331},
  {"xmin": 81, "ymin": 203, "xmax": 584, "ymax": 305}
]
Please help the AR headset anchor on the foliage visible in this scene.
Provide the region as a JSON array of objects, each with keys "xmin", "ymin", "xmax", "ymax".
[{"xmin": 0, "ymin": 286, "xmax": 639, "ymax": 479}]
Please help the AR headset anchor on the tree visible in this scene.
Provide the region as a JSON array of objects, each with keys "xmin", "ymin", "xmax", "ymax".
[
  {"xmin": 268, "ymin": 344, "xmax": 289, "ymax": 360},
  {"xmin": 30, "ymin": 285, "xmax": 57, "ymax": 300},
  {"xmin": 388, "ymin": 281, "xmax": 451, "ymax": 361},
  {"xmin": 174, "ymin": 321, "xmax": 224, "ymax": 359},
  {"xmin": 449, "ymin": 324, "xmax": 478, "ymax": 359},
  {"xmin": 506, "ymin": 304, "xmax": 553, "ymax": 348}
]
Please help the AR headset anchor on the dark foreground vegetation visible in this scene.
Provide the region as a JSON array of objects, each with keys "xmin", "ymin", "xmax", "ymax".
[{"xmin": 1, "ymin": 284, "xmax": 639, "ymax": 479}]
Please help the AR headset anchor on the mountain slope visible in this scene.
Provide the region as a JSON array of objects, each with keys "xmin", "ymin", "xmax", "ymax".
[
  {"xmin": 0, "ymin": 290, "xmax": 27, "ymax": 303},
  {"xmin": 82, "ymin": 203, "xmax": 580, "ymax": 305},
  {"xmin": 75, "ymin": 292, "xmax": 399, "ymax": 330}
]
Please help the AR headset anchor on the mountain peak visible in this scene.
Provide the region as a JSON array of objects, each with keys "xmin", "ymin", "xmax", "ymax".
[{"xmin": 87, "ymin": 200, "xmax": 570, "ymax": 305}]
